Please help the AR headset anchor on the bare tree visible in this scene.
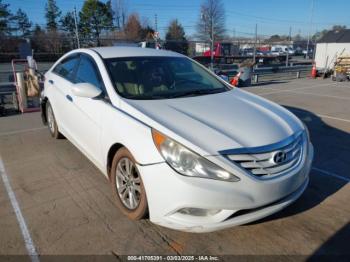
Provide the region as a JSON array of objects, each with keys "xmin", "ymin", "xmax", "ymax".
[
  {"xmin": 196, "ymin": 0, "xmax": 226, "ymax": 41},
  {"xmin": 123, "ymin": 13, "xmax": 142, "ymax": 41},
  {"xmin": 113, "ymin": 0, "xmax": 128, "ymax": 30}
]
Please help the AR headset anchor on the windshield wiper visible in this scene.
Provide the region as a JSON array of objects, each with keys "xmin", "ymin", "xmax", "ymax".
[{"xmin": 169, "ymin": 88, "xmax": 226, "ymax": 98}]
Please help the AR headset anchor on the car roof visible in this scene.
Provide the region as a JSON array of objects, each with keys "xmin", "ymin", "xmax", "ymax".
[{"xmin": 90, "ymin": 46, "xmax": 184, "ymax": 59}]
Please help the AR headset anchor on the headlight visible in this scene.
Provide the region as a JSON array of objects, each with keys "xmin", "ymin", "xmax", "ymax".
[{"xmin": 152, "ymin": 129, "xmax": 240, "ymax": 182}]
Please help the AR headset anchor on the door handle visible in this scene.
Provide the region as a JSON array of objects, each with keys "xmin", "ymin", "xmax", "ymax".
[
  {"xmin": 66, "ymin": 95, "xmax": 73, "ymax": 102},
  {"xmin": 48, "ymin": 80, "xmax": 54, "ymax": 84}
]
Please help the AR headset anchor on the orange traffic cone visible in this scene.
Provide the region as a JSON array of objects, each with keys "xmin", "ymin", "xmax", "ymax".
[
  {"xmin": 311, "ymin": 63, "xmax": 317, "ymax": 78},
  {"xmin": 230, "ymin": 71, "xmax": 242, "ymax": 86}
]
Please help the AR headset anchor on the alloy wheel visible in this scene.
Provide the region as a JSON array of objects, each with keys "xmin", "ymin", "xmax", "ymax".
[
  {"xmin": 47, "ymin": 105, "xmax": 55, "ymax": 134},
  {"xmin": 115, "ymin": 157, "xmax": 142, "ymax": 210}
]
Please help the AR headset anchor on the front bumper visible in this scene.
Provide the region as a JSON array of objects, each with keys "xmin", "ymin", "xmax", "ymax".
[{"xmin": 138, "ymin": 143, "xmax": 313, "ymax": 233}]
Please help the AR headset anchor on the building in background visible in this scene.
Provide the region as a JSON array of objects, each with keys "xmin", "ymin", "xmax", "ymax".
[{"xmin": 315, "ymin": 29, "xmax": 350, "ymax": 70}]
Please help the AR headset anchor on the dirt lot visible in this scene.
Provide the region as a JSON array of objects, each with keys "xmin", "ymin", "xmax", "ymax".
[{"xmin": 0, "ymin": 78, "xmax": 349, "ymax": 260}]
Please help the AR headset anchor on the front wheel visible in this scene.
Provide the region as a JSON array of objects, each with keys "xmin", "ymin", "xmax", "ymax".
[
  {"xmin": 110, "ymin": 147, "xmax": 148, "ymax": 220},
  {"xmin": 46, "ymin": 101, "xmax": 64, "ymax": 139}
]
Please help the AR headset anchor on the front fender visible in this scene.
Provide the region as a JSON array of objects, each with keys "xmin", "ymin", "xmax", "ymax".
[{"xmin": 101, "ymin": 105, "xmax": 164, "ymax": 169}]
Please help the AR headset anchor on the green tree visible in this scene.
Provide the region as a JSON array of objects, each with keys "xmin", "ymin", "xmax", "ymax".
[
  {"xmin": 0, "ymin": 0, "xmax": 12, "ymax": 35},
  {"xmin": 45, "ymin": 0, "xmax": 61, "ymax": 31},
  {"xmin": 14, "ymin": 8, "xmax": 32, "ymax": 36},
  {"xmin": 60, "ymin": 11, "xmax": 76, "ymax": 35},
  {"xmin": 60, "ymin": 11, "xmax": 78, "ymax": 48},
  {"xmin": 312, "ymin": 30, "xmax": 328, "ymax": 41},
  {"xmin": 268, "ymin": 35, "xmax": 281, "ymax": 42},
  {"xmin": 165, "ymin": 19, "xmax": 188, "ymax": 55},
  {"xmin": 33, "ymin": 24, "xmax": 43, "ymax": 34},
  {"xmin": 332, "ymin": 25, "xmax": 347, "ymax": 31},
  {"xmin": 312, "ymin": 25, "xmax": 347, "ymax": 42},
  {"xmin": 79, "ymin": 0, "xmax": 113, "ymax": 46}
]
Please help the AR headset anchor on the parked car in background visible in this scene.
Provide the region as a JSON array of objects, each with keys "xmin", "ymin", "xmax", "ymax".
[
  {"xmin": 41, "ymin": 47, "xmax": 313, "ymax": 232},
  {"xmin": 303, "ymin": 49, "xmax": 314, "ymax": 58},
  {"xmin": 294, "ymin": 48, "xmax": 304, "ymax": 56},
  {"xmin": 271, "ymin": 48, "xmax": 284, "ymax": 56},
  {"xmin": 240, "ymin": 48, "xmax": 253, "ymax": 56},
  {"xmin": 287, "ymin": 48, "xmax": 295, "ymax": 55},
  {"xmin": 240, "ymin": 48, "xmax": 263, "ymax": 56}
]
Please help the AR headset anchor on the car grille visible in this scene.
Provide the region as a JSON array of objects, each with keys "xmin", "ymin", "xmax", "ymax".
[{"xmin": 226, "ymin": 134, "xmax": 304, "ymax": 178}]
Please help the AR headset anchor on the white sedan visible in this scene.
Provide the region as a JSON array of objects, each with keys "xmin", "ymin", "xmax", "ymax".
[{"xmin": 41, "ymin": 47, "xmax": 313, "ymax": 232}]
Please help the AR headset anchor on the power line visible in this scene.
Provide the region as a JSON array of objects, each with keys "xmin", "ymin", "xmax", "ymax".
[{"xmin": 224, "ymin": 9, "xmax": 348, "ymax": 26}]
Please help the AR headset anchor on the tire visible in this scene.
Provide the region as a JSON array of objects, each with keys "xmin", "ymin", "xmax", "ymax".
[
  {"xmin": 46, "ymin": 101, "xmax": 64, "ymax": 139},
  {"xmin": 110, "ymin": 147, "xmax": 148, "ymax": 220}
]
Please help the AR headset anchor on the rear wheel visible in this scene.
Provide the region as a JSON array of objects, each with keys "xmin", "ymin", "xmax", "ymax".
[
  {"xmin": 46, "ymin": 101, "xmax": 63, "ymax": 139},
  {"xmin": 110, "ymin": 147, "xmax": 148, "ymax": 220}
]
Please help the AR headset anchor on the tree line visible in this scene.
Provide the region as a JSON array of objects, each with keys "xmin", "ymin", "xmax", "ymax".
[
  {"xmin": 1, "ymin": 0, "xmax": 227, "ymax": 56},
  {"xmin": 1, "ymin": 0, "xmax": 345, "ymax": 57}
]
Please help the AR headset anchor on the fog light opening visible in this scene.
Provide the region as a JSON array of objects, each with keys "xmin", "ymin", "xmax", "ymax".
[{"xmin": 177, "ymin": 208, "xmax": 221, "ymax": 217}]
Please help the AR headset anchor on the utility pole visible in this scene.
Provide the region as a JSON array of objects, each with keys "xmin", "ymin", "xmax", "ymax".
[
  {"xmin": 74, "ymin": 6, "xmax": 80, "ymax": 49},
  {"xmin": 154, "ymin": 14, "xmax": 158, "ymax": 48},
  {"xmin": 154, "ymin": 14, "xmax": 158, "ymax": 32},
  {"xmin": 286, "ymin": 26, "xmax": 292, "ymax": 67},
  {"xmin": 253, "ymin": 24, "xmax": 257, "ymax": 65},
  {"xmin": 306, "ymin": 0, "xmax": 314, "ymax": 59},
  {"xmin": 210, "ymin": 13, "xmax": 214, "ymax": 71}
]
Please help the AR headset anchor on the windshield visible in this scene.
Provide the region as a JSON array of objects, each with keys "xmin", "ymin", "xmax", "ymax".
[{"xmin": 105, "ymin": 56, "xmax": 229, "ymax": 100}]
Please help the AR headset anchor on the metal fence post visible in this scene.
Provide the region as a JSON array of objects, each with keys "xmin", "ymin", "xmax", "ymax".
[{"xmin": 254, "ymin": 74, "xmax": 259, "ymax": 83}]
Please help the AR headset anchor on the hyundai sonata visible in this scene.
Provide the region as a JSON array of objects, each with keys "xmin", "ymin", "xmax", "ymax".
[{"xmin": 41, "ymin": 47, "xmax": 313, "ymax": 232}]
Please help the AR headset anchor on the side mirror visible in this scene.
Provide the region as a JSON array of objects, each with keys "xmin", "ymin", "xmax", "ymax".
[{"xmin": 72, "ymin": 83, "xmax": 102, "ymax": 98}]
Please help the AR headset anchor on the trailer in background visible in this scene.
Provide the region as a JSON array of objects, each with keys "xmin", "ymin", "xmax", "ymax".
[
  {"xmin": 314, "ymin": 29, "xmax": 350, "ymax": 73},
  {"xmin": 195, "ymin": 42, "xmax": 239, "ymax": 57}
]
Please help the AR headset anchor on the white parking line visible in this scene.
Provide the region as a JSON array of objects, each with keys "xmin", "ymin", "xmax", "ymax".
[
  {"xmin": 312, "ymin": 114, "xmax": 350, "ymax": 123},
  {"xmin": 258, "ymin": 82, "xmax": 338, "ymax": 96},
  {"xmin": 312, "ymin": 167, "xmax": 350, "ymax": 183},
  {"xmin": 287, "ymin": 91, "xmax": 350, "ymax": 101},
  {"xmin": 0, "ymin": 157, "xmax": 40, "ymax": 262},
  {"xmin": 289, "ymin": 108, "xmax": 350, "ymax": 123},
  {"xmin": 0, "ymin": 127, "xmax": 46, "ymax": 137},
  {"xmin": 253, "ymin": 89, "xmax": 350, "ymax": 124}
]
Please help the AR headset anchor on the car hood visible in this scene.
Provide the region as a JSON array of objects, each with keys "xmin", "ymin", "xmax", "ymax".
[{"xmin": 122, "ymin": 89, "xmax": 304, "ymax": 156}]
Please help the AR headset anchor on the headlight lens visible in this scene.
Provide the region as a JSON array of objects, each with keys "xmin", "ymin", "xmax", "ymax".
[{"xmin": 152, "ymin": 129, "xmax": 240, "ymax": 182}]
